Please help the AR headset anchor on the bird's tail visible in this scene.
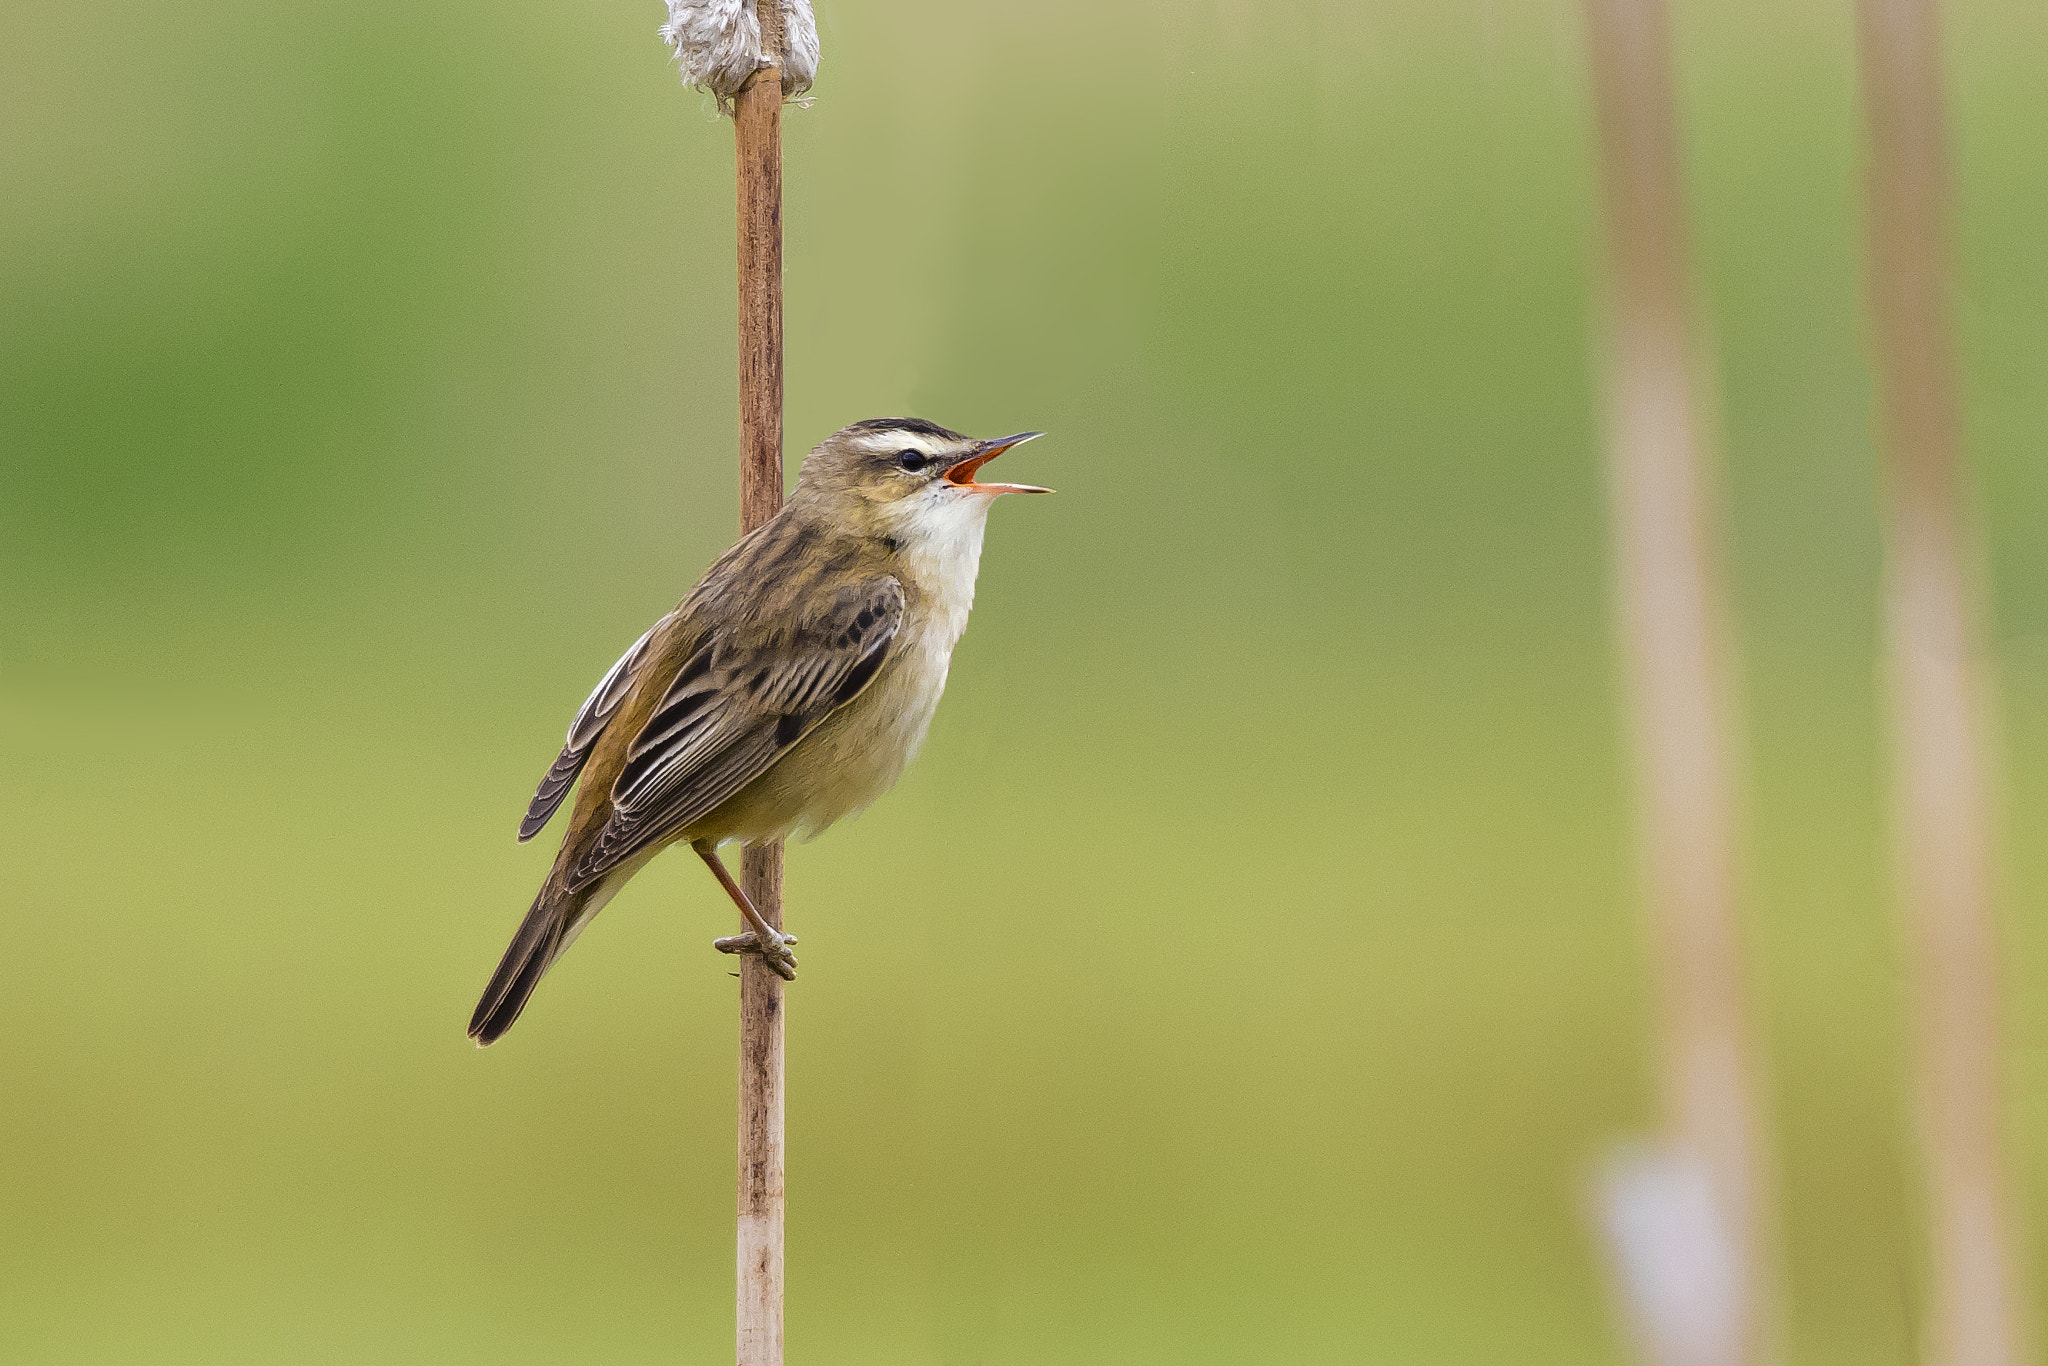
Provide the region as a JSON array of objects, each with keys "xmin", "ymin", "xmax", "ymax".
[{"xmin": 469, "ymin": 880, "xmax": 582, "ymax": 1046}]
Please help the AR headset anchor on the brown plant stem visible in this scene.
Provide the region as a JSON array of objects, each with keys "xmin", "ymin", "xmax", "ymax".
[
  {"xmin": 1855, "ymin": 3, "xmax": 2029, "ymax": 1363},
  {"xmin": 734, "ymin": 4, "xmax": 786, "ymax": 1363},
  {"xmin": 1582, "ymin": 1, "xmax": 1772, "ymax": 1363}
]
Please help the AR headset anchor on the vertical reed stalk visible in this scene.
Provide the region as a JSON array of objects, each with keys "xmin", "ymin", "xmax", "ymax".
[
  {"xmin": 734, "ymin": 4, "xmax": 787, "ymax": 1362},
  {"xmin": 1582, "ymin": 2, "xmax": 1772, "ymax": 1362},
  {"xmin": 1856, "ymin": 3, "xmax": 2028, "ymax": 1363}
]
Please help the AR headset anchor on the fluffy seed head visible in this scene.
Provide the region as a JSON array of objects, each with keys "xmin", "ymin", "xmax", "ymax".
[{"xmin": 660, "ymin": 0, "xmax": 820, "ymax": 113}]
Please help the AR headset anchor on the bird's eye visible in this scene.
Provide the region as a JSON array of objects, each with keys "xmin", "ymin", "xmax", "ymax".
[{"xmin": 895, "ymin": 449, "xmax": 931, "ymax": 472}]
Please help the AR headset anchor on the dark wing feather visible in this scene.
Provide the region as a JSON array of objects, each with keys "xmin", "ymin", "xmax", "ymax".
[
  {"xmin": 563, "ymin": 578, "xmax": 903, "ymax": 891},
  {"xmin": 518, "ymin": 620, "xmax": 663, "ymax": 841}
]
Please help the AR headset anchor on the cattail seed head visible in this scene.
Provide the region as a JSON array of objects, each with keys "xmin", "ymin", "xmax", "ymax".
[{"xmin": 660, "ymin": 0, "xmax": 819, "ymax": 113}]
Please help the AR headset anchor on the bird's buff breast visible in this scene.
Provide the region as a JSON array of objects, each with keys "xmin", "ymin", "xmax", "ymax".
[
  {"xmin": 696, "ymin": 503, "xmax": 987, "ymax": 846},
  {"xmin": 708, "ymin": 632, "xmax": 953, "ymax": 844}
]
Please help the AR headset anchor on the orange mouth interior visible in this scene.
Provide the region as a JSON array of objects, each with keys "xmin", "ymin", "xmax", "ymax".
[
  {"xmin": 940, "ymin": 435, "xmax": 1051, "ymax": 495},
  {"xmin": 944, "ymin": 450, "xmax": 1002, "ymax": 485}
]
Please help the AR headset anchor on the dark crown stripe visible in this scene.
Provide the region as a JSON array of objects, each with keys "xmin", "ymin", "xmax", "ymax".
[{"xmin": 843, "ymin": 417, "xmax": 965, "ymax": 442}]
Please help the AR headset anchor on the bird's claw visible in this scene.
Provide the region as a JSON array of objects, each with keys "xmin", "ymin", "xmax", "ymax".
[{"xmin": 714, "ymin": 929, "xmax": 799, "ymax": 980}]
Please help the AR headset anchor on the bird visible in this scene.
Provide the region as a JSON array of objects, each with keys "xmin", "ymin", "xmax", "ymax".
[{"xmin": 468, "ymin": 418, "xmax": 1048, "ymax": 1045}]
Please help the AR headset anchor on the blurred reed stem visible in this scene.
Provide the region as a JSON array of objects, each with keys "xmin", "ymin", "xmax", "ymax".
[
  {"xmin": 1581, "ymin": 1, "xmax": 1775, "ymax": 1363},
  {"xmin": 1855, "ymin": 3, "xmax": 2031, "ymax": 1363}
]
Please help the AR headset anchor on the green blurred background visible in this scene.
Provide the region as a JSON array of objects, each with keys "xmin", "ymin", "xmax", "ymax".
[{"xmin": 3, "ymin": 0, "xmax": 2045, "ymax": 1361}]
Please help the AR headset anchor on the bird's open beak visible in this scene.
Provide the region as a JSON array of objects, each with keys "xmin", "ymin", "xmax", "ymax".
[{"xmin": 943, "ymin": 432, "xmax": 1052, "ymax": 495}]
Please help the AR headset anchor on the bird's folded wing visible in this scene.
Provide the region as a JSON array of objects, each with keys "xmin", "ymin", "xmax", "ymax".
[
  {"xmin": 563, "ymin": 577, "xmax": 904, "ymax": 891},
  {"xmin": 519, "ymin": 619, "xmax": 665, "ymax": 841}
]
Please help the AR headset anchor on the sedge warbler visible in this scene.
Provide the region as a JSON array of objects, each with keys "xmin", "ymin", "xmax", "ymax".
[{"xmin": 469, "ymin": 419, "xmax": 1047, "ymax": 1044}]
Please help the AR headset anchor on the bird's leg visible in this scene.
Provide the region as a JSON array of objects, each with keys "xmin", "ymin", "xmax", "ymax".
[{"xmin": 694, "ymin": 839, "xmax": 798, "ymax": 980}]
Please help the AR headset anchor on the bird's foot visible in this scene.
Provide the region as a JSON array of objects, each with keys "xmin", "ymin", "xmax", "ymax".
[{"xmin": 714, "ymin": 929, "xmax": 799, "ymax": 980}]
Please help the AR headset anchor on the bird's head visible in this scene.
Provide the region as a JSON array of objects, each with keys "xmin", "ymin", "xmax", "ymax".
[{"xmin": 790, "ymin": 419, "xmax": 1049, "ymax": 543}]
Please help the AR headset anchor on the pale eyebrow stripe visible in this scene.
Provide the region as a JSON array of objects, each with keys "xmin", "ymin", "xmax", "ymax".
[{"xmin": 851, "ymin": 431, "xmax": 945, "ymax": 456}]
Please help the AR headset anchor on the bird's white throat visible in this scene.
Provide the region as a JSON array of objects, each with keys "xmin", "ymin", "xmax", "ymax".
[{"xmin": 879, "ymin": 484, "xmax": 997, "ymax": 642}]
